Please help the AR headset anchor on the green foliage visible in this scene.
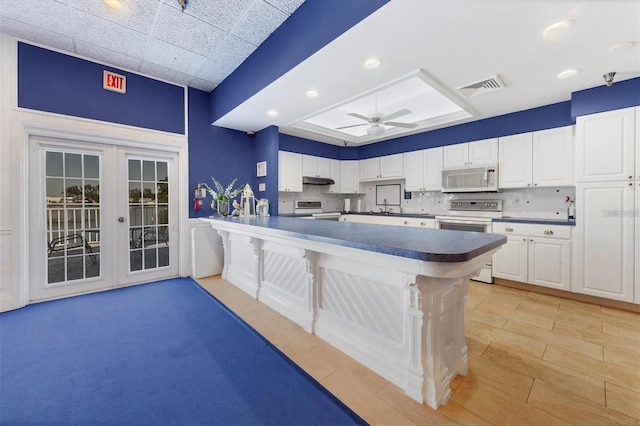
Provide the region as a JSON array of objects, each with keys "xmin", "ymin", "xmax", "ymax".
[{"xmin": 203, "ymin": 177, "xmax": 245, "ymax": 201}]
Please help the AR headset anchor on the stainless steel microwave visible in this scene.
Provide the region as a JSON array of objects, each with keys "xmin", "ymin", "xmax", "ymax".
[{"xmin": 441, "ymin": 164, "xmax": 498, "ymax": 192}]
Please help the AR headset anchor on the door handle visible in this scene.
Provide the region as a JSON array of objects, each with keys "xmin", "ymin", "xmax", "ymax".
[{"xmin": 118, "ymin": 216, "xmax": 126, "ymax": 223}]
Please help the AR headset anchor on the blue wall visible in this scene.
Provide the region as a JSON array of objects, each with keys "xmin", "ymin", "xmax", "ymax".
[
  {"xmin": 18, "ymin": 43, "xmax": 185, "ymax": 134},
  {"xmin": 209, "ymin": 0, "xmax": 389, "ymax": 123},
  {"xmin": 253, "ymin": 126, "xmax": 280, "ymax": 216},
  {"xmin": 571, "ymin": 77, "xmax": 640, "ymax": 119},
  {"xmin": 188, "ymin": 88, "xmax": 256, "ymax": 218}
]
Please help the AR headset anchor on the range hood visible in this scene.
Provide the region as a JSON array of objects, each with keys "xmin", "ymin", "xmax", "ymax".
[{"xmin": 302, "ymin": 176, "xmax": 335, "ymax": 185}]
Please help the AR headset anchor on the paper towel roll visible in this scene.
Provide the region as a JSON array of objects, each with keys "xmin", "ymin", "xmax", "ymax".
[
  {"xmin": 357, "ymin": 199, "xmax": 362, "ymax": 213},
  {"xmin": 344, "ymin": 198, "xmax": 351, "ymax": 213}
]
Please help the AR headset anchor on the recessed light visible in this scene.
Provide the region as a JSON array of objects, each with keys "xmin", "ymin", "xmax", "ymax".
[
  {"xmin": 543, "ymin": 19, "xmax": 574, "ymax": 39},
  {"xmin": 363, "ymin": 58, "xmax": 382, "ymax": 69},
  {"xmin": 104, "ymin": 0, "xmax": 123, "ymax": 9},
  {"xmin": 608, "ymin": 41, "xmax": 635, "ymax": 54},
  {"xmin": 267, "ymin": 110, "xmax": 279, "ymax": 117},
  {"xmin": 557, "ymin": 68, "xmax": 581, "ymax": 79},
  {"xmin": 305, "ymin": 89, "xmax": 319, "ymax": 98}
]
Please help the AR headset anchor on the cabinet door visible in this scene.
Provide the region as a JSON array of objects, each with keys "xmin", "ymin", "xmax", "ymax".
[
  {"xmin": 499, "ymin": 133, "xmax": 533, "ymax": 188},
  {"xmin": 443, "ymin": 143, "xmax": 468, "ymax": 167},
  {"xmin": 468, "ymin": 138, "xmax": 498, "ymax": 165},
  {"xmin": 329, "ymin": 159, "xmax": 341, "ymax": 193},
  {"xmin": 492, "ymin": 236, "xmax": 528, "ymax": 282},
  {"xmin": 340, "ymin": 161, "xmax": 360, "ymax": 193},
  {"xmin": 573, "ymin": 182, "xmax": 635, "ymax": 301},
  {"xmin": 278, "ymin": 151, "xmax": 287, "ymax": 191},
  {"xmin": 404, "ymin": 150, "xmax": 424, "ymax": 191},
  {"xmin": 316, "ymin": 157, "xmax": 331, "ymax": 178},
  {"xmin": 576, "ymin": 107, "xmax": 635, "ymax": 183},
  {"xmin": 533, "ymin": 126, "xmax": 574, "ymax": 187},
  {"xmin": 423, "ymin": 147, "xmax": 443, "ymax": 190},
  {"xmin": 279, "ymin": 151, "xmax": 302, "ymax": 192},
  {"xmin": 528, "ymin": 237, "xmax": 570, "ymax": 290},
  {"xmin": 360, "ymin": 158, "xmax": 379, "ymax": 180},
  {"xmin": 380, "ymin": 154, "xmax": 404, "ymax": 178},
  {"xmin": 302, "ymin": 154, "xmax": 316, "ymax": 177}
]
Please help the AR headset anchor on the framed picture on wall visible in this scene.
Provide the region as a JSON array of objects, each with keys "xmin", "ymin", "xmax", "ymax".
[{"xmin": 256, "ymin": 161, "xmax": 267, "ymax": 177}]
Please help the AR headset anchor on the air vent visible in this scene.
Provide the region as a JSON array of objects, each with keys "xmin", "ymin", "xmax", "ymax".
[{"xmin": 457, "ymin": 75, "xmax": 506, "ymax": 98}]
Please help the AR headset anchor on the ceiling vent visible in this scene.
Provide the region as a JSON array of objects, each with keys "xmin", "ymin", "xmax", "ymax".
[{"xmin": 457, "ymin": 75, "xmax": 506, "ymax": 98}]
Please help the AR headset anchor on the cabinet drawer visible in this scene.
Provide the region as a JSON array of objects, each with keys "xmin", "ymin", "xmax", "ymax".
[{"xmin": 493, "ymin": 222, "xmax": 571, "ymax": 239}]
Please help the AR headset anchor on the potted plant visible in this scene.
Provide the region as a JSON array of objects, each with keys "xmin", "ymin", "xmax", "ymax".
[{"xmin": 203, "ymin": 177, "xmax": 245, "ymax": 216}]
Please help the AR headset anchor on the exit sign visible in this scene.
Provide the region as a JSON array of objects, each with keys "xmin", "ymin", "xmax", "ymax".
[{"xmin": 103, "ymin": 70, "xmax": 126, "ymax": 94}]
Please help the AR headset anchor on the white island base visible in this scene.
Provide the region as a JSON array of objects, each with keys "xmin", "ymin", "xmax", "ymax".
[{"xmin": 203, "ymin": 218, "xmax": 501, "ymax": 409}]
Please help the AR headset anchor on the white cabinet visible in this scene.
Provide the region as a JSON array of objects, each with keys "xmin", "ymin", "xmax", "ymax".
[
  {"xmin": 499, "ymin": 126, "xmax": 574, "ymax": 188},
  {"xmin": 575, "ymin": 107, "xmax": 636, "ymax": 183},
  {"xmin": 573, "ymin": 107, "xmax": 639, "ymax": 303},
  {"xmin": 340, "ymin": 161, "xmax": 360, "ymax": 193},
  {"xmin": 278, "ymin": 151, "xmax": 302, "ymax": 192},
  {"xmin": 404, "ymin": 147, "xmax": 443, "ymax": 191},
  {"xmin": 493, "ymin": 222, "xmax": 571, "ymax": 291},
  {"xmin": 302, "ymin": 155, "xmax": 331, "ymax": 178},
  {"xmin": 443, "ymin": 138, "xmax": 498, "ymax": 168},
  {"xmin": 328, "ymin": 159, "xmax": 341, "ymax": 193},
  {"xmin": 359, "ymin": 154, "xmax": 404, "ymax": 180},
  {"xmin": 340, "ymin": 214, "xmax": 434, "ymax": 228},
  {"xmin": 573, "ymin": 182, "xmax": 636, "ymax": 302}
]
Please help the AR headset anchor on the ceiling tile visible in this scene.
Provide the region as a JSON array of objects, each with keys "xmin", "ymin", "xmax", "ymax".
[
  {"xmin": 139, "ymin": 61, "xmax": 191, "ymax": 86},
  {"xmin": 145, "ymin": 37, "xmax": 207, "ymax": 75},
  {"xmin": 171, "ymin": 0, "xmax": 254, "ymax": 32},
  {"xmin": 0, "ymin": 0, "xmax": 72, "ymax": 37},
  {"xmin": 70, "ymin": 0, "xmax": 160, "ymax": 35},
  {"xmin": 231, "ymin": 0, "xmax": 288, "ymax": 46},
  {"xmin": 210, "ymin": 34, "xmax": 256, "ymax": 66},
  {"xmin": 196, "ymin": 58, "xmax": 238, "ymax": 85},
  {"xmin": 153, "ymin": 3, "xmax": 226, "ymax": 56},
  {"xmin": 75, "ymin": 41, "xmax": 142, "ymax": 72},
  {"xmin": 187, "ymin": 77, "xmax": 217, "ymax": 93},
  {"xmin": 72, "ymin": 9, "xmax": 148, "ymax": 58},
  {"xmin": 266, "ymin": 0, "xmax": 305, "ymax": 15},
  {"xmin": 0, "ymin": 17, "xmax": 75, "ymax": 52}
]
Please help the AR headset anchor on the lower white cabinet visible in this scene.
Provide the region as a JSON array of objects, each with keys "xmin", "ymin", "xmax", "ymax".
[
  {"xmin": 573, "ymin": 181, "xmax": 636, "ymax": 302},
  {"xmin": 340, "ymin": 214, "xmax": 434, "ymax": 228},
  {"xmin": 493, "ymin": 222, "xmax": 571, "ymax": 291}
]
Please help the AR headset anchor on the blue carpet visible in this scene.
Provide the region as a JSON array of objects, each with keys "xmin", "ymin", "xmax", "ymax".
[{"xmin": 0, "ymin": 278, "xmax": 366, "ymax": 425}]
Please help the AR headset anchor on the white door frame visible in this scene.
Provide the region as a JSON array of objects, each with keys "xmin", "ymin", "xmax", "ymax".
[{"xmin": 12, "ymin": 113, "xmax": 189, "ymax": 308}]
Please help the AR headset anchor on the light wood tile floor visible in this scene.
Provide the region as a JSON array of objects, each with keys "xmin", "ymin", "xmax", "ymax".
[{"xmin": 197, "ymin": 276, "xmax": 640, "ymax": 425}]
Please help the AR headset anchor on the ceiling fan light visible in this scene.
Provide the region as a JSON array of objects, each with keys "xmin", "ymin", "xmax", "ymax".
[{"xmin": 367, "ymin": 125, "xmax": 385, "ymax": 136}]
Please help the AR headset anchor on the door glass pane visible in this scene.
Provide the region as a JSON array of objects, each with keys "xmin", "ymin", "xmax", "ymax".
[
  {"xmin": 128, "ymin": 158, "xmax": 170, "ymax": 272},
  {"xmin": 46, "ymin": 151, "xmax": 101, "ymax": 284}
]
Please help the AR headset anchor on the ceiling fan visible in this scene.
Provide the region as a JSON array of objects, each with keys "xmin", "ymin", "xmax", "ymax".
[{"xmin": 336, "ymin": 108, "xmax": 417, "ymax": 136}]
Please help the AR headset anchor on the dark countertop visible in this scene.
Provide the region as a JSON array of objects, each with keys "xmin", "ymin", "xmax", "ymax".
[
  {"xmin": 494, "ymin": 217, "xmax": 576, "ymax": 226},
  {"xmin": 204, "ymin": 216, "xmax": 506, "ymax": 263}
]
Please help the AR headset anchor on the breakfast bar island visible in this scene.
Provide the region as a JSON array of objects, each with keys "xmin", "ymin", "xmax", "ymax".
[{"xmin": 201, "ymin": 216, "xmax": 506, "ymax": 409}]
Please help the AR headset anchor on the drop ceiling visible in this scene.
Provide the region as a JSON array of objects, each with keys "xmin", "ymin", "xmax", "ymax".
[{"xmin": 1, "ymin": 0, "xmax": 639, "ymax": 146}]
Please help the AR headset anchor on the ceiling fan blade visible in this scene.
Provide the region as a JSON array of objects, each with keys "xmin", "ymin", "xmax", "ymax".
[
  {"xmin": 336, "ymin": 123, "xmax": 369, "ymax": 130},
  {"xmin": 380, "ymin": 108, "xmax": 411, "ymax": 122},
  {"xmin": 384, "ymin": 121, "xmax": 418, "ymax": 129},
  {"xmin": 347, "ymin": 112, "xmax": 372, "ymax": 122}
]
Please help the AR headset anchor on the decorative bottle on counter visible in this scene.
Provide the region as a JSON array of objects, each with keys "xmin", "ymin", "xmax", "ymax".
[{"xmin": 567, "ymin": 201, "xmax": 576, "ymax": 220}]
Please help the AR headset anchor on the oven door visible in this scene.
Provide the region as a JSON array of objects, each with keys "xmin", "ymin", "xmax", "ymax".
[{"xmin": 435, "ymin": 217, "xmax": 493, "ymax": 283}]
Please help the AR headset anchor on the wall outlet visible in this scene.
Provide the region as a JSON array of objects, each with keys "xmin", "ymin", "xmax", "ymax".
[
  {"xmin": 426, "ymin": 198, "xmax": 435, "ymax": 206},
  {"xmin": 508, "ymin": 197, "xmax": 522, "ymax": 207}
]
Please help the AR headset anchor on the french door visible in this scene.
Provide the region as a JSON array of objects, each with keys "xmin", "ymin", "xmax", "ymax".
[{"xmin": 29, "ymin": 137, "xmax": 179, "ymax": 302}]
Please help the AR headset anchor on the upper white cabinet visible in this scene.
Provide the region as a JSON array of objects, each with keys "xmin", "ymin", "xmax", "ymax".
[
  {"xmin": 302, "ymin": 155, "xmax": 331, "ymax": 178},
  {"xmin": 404, "ymin": 147, "xmax": 443, "ymax": 191},
  {"xmin": 575, "ymin": 107, "xmax": 636, "ymax": 183},
  {"xmin": 340, "ymin": 161, "xmax": 360, "ymax": 193},
  {"xmin": 443, "ymin": 138, "xmax": 498, "ymax": 168},
  {"xmin": 360, "ymin": 154, "xmax": 404, "ymax": 181},
  {"xmin": 278, "ymin": 151, "xmax": 303, "ymax": 192},
  {"xmin": 499, "ymin": 126, "xmax": 574, "ymax": 188},
  {"xmin": 328, "ymin": 159, "xmax": 341, "ymax": 193}
]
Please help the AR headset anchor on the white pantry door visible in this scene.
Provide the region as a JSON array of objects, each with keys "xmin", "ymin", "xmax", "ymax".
[{"xmin": 29, "ymin": 138, "xmax": 179, "ymax": 302}]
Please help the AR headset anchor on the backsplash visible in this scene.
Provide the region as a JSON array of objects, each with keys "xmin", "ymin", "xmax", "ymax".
[{"xmin": 279, "ymin": 181, "xmax": 577, "ymax": 219}]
